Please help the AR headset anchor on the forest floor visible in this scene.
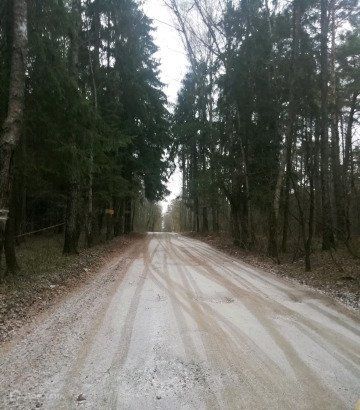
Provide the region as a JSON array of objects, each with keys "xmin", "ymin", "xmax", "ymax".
[
  {"xmin": 0, "ymin": 233, "xmax": 143, "ymax": 343},
  {"xmin": 186, "ymin": 232, "xmax": 360, "ymax": 311}
]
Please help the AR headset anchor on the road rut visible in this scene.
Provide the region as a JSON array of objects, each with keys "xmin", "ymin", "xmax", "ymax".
[{"xmin": 0, "ymin": 233, "xmax": 359, "ymax": 409}]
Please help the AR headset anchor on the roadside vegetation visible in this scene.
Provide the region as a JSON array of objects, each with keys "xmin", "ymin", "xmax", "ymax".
[
  {"xmin": 162, "ymin": 0, "xmax": 359, "ymax": 307},
  {"xmin": 1, "ymin": 0, "xmax": 359, "ymax": 319},
  {"xmin": 0, "ymin": 0, "xmax": 166, "ymax": 340},
  {"xmin": 164, "ymin": 0, "xmax": 359, "ymax": 290},
  {"xmin": 0, "ymin": 232, "xmax": 143, "ymax": 342},
  {"xmin": 0, "ymin": 0, "xmax": 168, "ymax": 278}
]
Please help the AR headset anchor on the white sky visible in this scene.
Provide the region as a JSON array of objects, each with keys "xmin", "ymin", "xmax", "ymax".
[{"xmin": 143, "ymin": 0, "xmax": 186, "ymax": 212}]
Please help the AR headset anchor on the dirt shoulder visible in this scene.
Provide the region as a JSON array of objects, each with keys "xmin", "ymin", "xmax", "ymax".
[
  {"xmin": 185, "ymin": 232, "xmax": 360, "ymax": 311},
  {"xmin": 0, "ymin": 233, "xmax": 144, "ymax": 343}
]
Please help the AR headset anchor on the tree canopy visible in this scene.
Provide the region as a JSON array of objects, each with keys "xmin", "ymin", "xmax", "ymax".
[
  {"xmin": 0, "ymin": 0, "xmax": 171, "ymax": 272},
  {"xmin": 169, "ymin": 0, "xmax": 360, "ymax": 270}
]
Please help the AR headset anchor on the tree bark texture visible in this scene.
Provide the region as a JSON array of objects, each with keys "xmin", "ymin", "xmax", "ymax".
[
  {"xmin": 320, "ymin": 0, "xmax": 336, "ymax": 250},
  {"xmin": 0, "ymin": 0, "xmax": 28, "ymax": 261},
  {"xmin": 63, "ymin": 0, "xmax": 82, "ymax": 254}
]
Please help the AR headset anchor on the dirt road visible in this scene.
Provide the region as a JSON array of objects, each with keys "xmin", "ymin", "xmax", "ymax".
[{"xmin": 0, "ymin": 233, "xmax": 359, "ymax": 409}]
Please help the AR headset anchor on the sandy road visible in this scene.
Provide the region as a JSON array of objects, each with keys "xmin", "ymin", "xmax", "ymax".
[{"xmin": 0, "ymin": 233, "xmax": 359, "ymax": 409}]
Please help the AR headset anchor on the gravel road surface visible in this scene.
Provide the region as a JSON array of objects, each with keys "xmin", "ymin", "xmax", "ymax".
[{"xmin": 0, "ymin": 233, "xmax": 359, "ymax": 409}]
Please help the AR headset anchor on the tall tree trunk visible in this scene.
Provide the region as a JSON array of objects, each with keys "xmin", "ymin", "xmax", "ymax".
[
  {"xmin": 314, "ymin": 120, "xmax": 323, "ymax": 237},
  {"xmin": 305, "ymin": 183, "xmax": 315, "ymax": 271},
  {"xmin": 305, "ymin": 136, "xmax": 316, "ymax": 272},
  {"xmin": 5, "ymin": 211, "xmax": 18, "ymax": 273},
  {"xmin": 329, "ymin": 1, "xmax": 346, "ymax": 240},
  {"xmin": 114, "ymin": 198, "xmax": 124, "ymax": 236},
  {"xmin": 106, "ymin": 200, "xmax": 114, "ymax": 240},
  {"xmin": 268, "ymin": 152, "xmax": 285, "ymax": 261},
  {"xmin": 211, "ymin": 206, "xmax": 219, "ymax": 232},
  {"xmin": 235, "ymin": 112, "xmax": 253, "ymax": 247},
  {"xmin": 304, "ymin": 120, "xmax": 318, "ymax": 271},
  {"xmin": 343, "ymin": 91, "xmax": 358, "ymax": 243},
  {"xmin": 281, "ymin": 0, "xmax": 302, "ymax": 253},
  {"xmin": 230, "ymin": 201, "xmax": 241, "ymax": 246},
  {"xmin": 63, "ymin": 178, "xmax": 81, "ymax": 254},
  {"xmin": 194, "ymin": 196, "xmax": 200, "ymax": 232},
  {"xmin": 191, "ymin": 144, "xmax": 200, "ymax": 232},
  {"xmin": 209, "ymin": 153, "xmax": 220, "ymax": 233},
  {"xmin": 180, "ymin": 153, "xmax": 186, "ymax": 231},
  {"xmin": 202, "ymin": 206, "xmax": 209, "ymax": 232},
  {"xmin": 85, "ymin": 0, "xmax": 100, "ymax": 248},
  {"xmin": 208, "ymin": 56, "xmax": 219, "ymax": 234},
  {"xmin": 124, "ymin": 197, "xmax": 132, "ymax": 234},
  {"xmin": 85, "ymin": 161, "xmax": 94, "ymax": 247},
  {"xmin": 63, "ymin": 0, "xmax": 82, "ymax": 254},
  {"xmin": 0, "ymin": 0, "xmax": 27, "ymax": 272},
  {"xmin": 268, "ymin": 207, "xmax": 279, "ymax": 262},
  {"xmin": 320, "ymin": 0, "xmax": 335, "ymax": 250},
  {"xmin": 291, "ymin": 172, "xmax": 308, "ymax": 269}
]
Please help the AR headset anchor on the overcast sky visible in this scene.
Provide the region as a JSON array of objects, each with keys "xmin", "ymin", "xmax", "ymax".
[{"xmin": 143, "ymin": 0, "xmax": 187, "ymax": 212}]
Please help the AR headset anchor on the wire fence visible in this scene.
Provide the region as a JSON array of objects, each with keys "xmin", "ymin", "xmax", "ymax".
[{"xmin": 16, "ymin": 223, "xmax": 65, "ymax": 238}]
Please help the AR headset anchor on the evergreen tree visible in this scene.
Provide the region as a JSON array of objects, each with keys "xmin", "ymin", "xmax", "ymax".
[
  {"xmin": 0, "ymin": 0, "xmax": 171, "ymax": 273},
  {"xmin": 171, "ymin": 0, "xmax": 360, "ymax": 270}
]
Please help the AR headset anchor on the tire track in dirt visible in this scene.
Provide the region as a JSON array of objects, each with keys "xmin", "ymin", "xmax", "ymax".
[
  {"xmin": 168, "ymin": 235, "xmax": 350, "ymax": 408},
  {"xmin": 306, "ymin": 301, "xmax": 360, "ymax": 336},
  {"xmin": 177, "ymin": 235, "xmax": 327, "ymax": 305},
  {"xmin": 156, "ymin": 238, "xmax": 309, "ymax": 404},
  {"xmin": 178, "ymin": 239, "xmax": 359, "ymax": 353},
  {"xmin": 108, "ymin": 237, "xmax": 160, "ymax": 408},
  {"xmin": 57, "ymin": 240, "xmax": 143, "ymax": 406},
  {"xmin": 185, "ymin": 241, "xmax": 360, "ymax": 372},
  {"xmin": 1, "ymin": 233, "xmax": 358, "ymax": 409},
  {"xmin": 181, "ymin": 242, "xmax": 360, "ymax": 374},
  {"xmin": 179, "ymin": 239, "xmax": 360, "ymax": 384},
  {"xmin": 150, "ymin": 236, "xmax": 222, "ymax": 408},
  {"xmin": 165, "ymin": 237, "xmax": 289, "ymax": 408},
  {"xmin": 165, "ymin": 236, "xmax": 248, "ymax": 408},
  {"xmin": 178, "ymin": 235, "xmax": 360, "ymax": 326},
  {"xmin": 152, "ymin": 235, "xmax": 303, "ymax": 408},
  {"xmin": 182, "ymin": 240, "xmax": 311, "ymax": 306}
]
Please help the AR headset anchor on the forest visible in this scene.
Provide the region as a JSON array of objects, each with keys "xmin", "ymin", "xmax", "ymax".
[
  {"xmin": 1, "ymin": 1, "xmax": 360, "ymax": 404},
  {"xmin": 0, "ymin": 0, "xmax": 168, "ymax": 275},
  {"xmin": 0, "ymin": 0, "xmax": 359, "ymax": 276},
  {"xmin": 166, "ymin": 0, "xmax": 360, "ymax": 271}
]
